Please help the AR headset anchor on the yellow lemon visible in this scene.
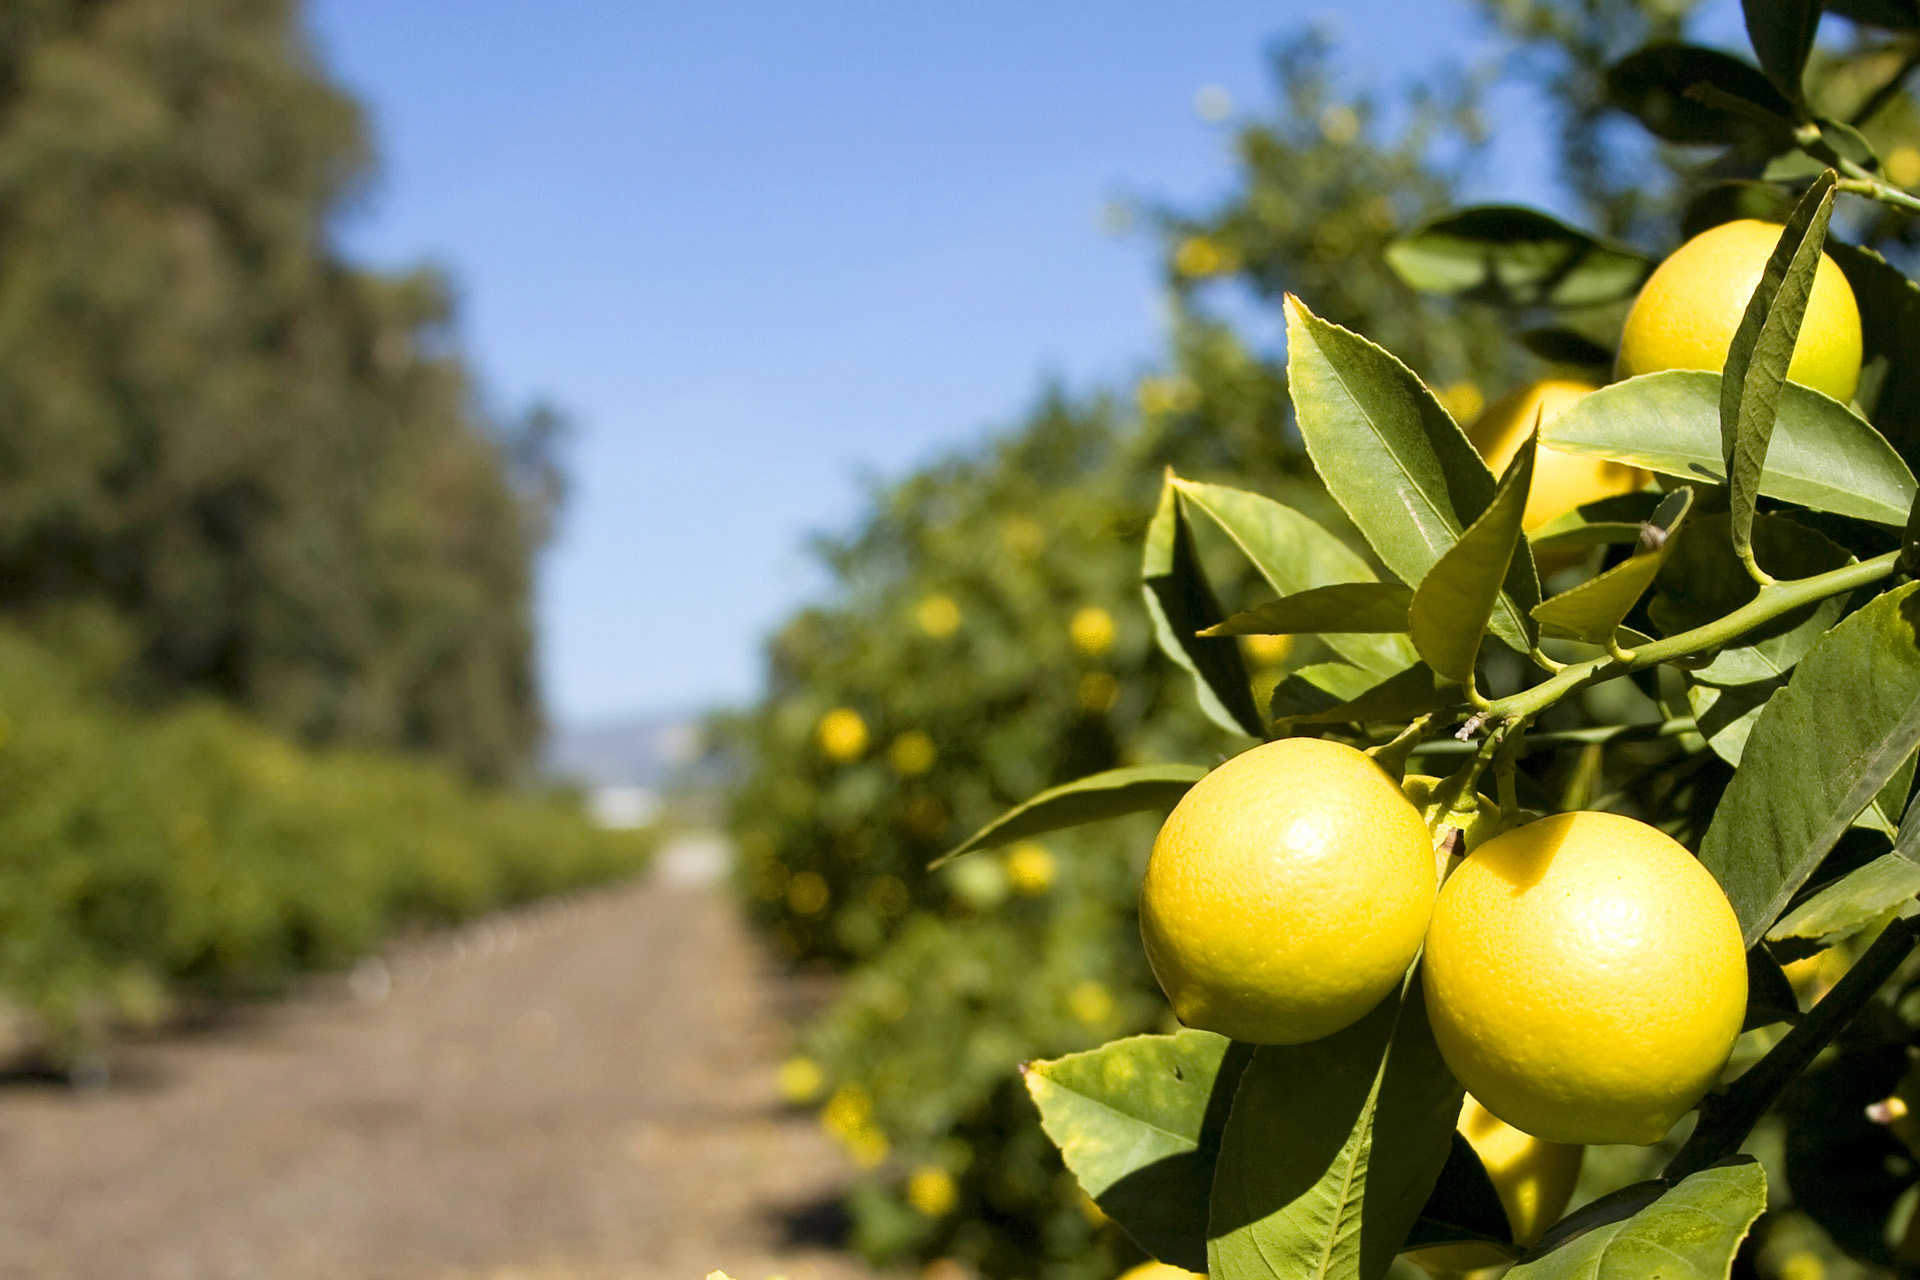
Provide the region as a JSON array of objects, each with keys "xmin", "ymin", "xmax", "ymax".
[
  {"xmin": 1070, "ymin": 606, "xmax": 1117, "ymax": 656},
  {"xmin": 1617, "ymin": 218, "xmax": 1862, "ymax": 403},
  {"xmin": 1465, "ymin": 380, "xmax": 1650, "ymax": 534},
  {"xmin": 1140, "ymin": 738, "xmax": 1436, "ymax": 1044},
  {"xmin": 1117, "ymin": 1265, "xmax": 1204, "ymax": 1280},
  {"xmin": 1409, "ymin": 1095, "xmax": 1585, "ymax": 1274},
  {"xmin": 817, "ymin": 708, "xmax": 869, "ymax": 762},
  {"xmin": 1423, "ymin": 811, "xmax": 1746, "ymax": 1145}
]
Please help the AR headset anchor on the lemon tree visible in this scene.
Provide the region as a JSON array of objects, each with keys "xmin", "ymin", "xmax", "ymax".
[{"xmin": 937, "ymin": 8, "xmax": 1920, "ymax": 1278}]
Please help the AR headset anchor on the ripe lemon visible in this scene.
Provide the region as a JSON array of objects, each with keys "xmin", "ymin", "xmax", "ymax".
[
  {"xmin": 1409, "ymin": 1095, "xmax": 1584, "ymax": 1275},
  {"xmin": 1140, "ymin": 738, "xmax": 1436, "ymax": 1045},
  {"xmin": 1464, "ymin": 380, "xmax": 1650, "ymax": 534},
  {"xmin": 1616, "ymin": 218, "xmax": 1862, "ymax": 403},
  {"xmin": 1423, "ymin": 811, "xmax": 1746, "ymax": 1145}
]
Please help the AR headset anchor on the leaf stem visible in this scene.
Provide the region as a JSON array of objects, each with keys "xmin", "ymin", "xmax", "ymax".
[
  {"xmin": 1483, "ymin": 552, "xmax": 1898, "ymax": 723},
  {"xmin": 1665, "ymin": 916, "xmax": 1920, "ymax": 1182},
  {"xmin": 1836, "ymin": 175, "xmax": 1920, "ymax": 217}
]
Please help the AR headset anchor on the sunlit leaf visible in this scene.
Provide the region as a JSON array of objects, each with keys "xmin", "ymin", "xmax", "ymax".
[
  {"xmin": 934, "ymin": 764, "xmax": 1210, "ymax": 866},
  {"xmin": 1507, "ymin": 1161, "xmax": 1765, "ymax": 1279},
  {"xmin": 1025, "ymin": 1031, "xmax": 1254, "ymax": 1271},
  {"xmin": 1170, "ymin": 480, "xmax": 1416, "ymax": 674},
  {"xmin": 1142, "ymin": 477, "xmax": 1265, "ymax": 738},
  {"xmin": 1533, "ymin": 489, "xmax": 1692, "ymax": 644},
  {"xmin": 1410, "ymin": 430, "xmax": 1537, "ymax": 684},
  {"xmin": 1766, "ymin": 852, "xmax": 1920, "ymax": 950},
  {"xmin": 1385, "ymin": 207, "xmax": 1652, "ymax": 308},
  {"xmin": 1284, "ymin": 296, "xmax": 1537, "ymax": 654},
  {"xmin": 1273, "ymin": 663, "xmax": 1461, "ymax": 729},
  {"xmin": 1700, "ymin": 582, "xmax": 1920, "ymax": 945},
  {"xmin": 1205, "ymin": 583, "xmax": 1414, "ymax": 637},
  {"xmin": 1541, "ymin": 370, "xmax": 1916, "ymax": 526},
  {"xmin": 1721, "ymin": 173, "xmax": 1836, "ymax": 575},
  {"xmin": 1208, "ymin": 982, "xmax": 1460, "ymax": 1280}
]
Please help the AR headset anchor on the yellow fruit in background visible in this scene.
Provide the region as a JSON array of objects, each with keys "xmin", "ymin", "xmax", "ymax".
[
  {"xmin": 1465, "ymin": 379, "xmax": 1649, "ymax": 534},
  {"xmin": 906, "ymin": 1165, "xmax": 958, "ymax": 1216},
  {"xmin": 817, "ymin": 707, "xmax": 869, "ymax": 762},
  {"xmin": 1004, "ymin": 841, "xmax": 1056, "ymax": 894},
  {"xmin": 1117, "ymin": 1264, "xmax": 1204, "ymax": 1280},
  {"xmin": 1409, "ymin": 1095, "xmax": 1585, "ymax": 1274},
  {"xmin": 1616, "ymin": 218, "xmax": 1863, "ymax": 403},
  {"xmin": 1423, "ymin": 811, "xmax": 1746, "ymax": 1145},
  {"xmin": 1140, "ymin": 738, "xmax": 1436, "ymax": 1044},
  {"xmin": 889, "ymin": 730, "xmax": 937, "ymax": 776},
  {"xmin": 1070, "ymin": 606, "xmax": 1117, "ymax": 656}
]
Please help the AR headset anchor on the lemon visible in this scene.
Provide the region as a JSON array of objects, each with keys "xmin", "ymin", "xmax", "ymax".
[
  {"xmin": 817, "ymin": 708, "xmax": 869, "ymax": 762},
  {"xmin": 1616, "ymin": 218, "xmax": 1862, "ymax": 403},
  {"xmin": 1140, "ymin": 738, "xmax": 1436, "ymax": 1045},
  {"xmin": 1464, "ymin": 380, "xmax": 1649, "ymax": 534},
  {"xmin": 1116, "ymin": 1264, "xmax": 1203, "ymax": 1280},
  {"xmin": 1409, "ymin": 1095, "xmax": 1584, "ymax": 1274},
  {"xmin": 1423, "ymin": 811, "xmax": 1746, "ymax": 1145}
]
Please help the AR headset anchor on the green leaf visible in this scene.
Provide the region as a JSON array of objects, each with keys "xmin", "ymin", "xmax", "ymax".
[
  {"xmin": 933, "ymin": 763, "xmax": 1210, "ymax": 866},
  {"xmin": 1721, "ymin": 172, "xmax": 1837, "ymax": 576},
  {"xmin": 1528, "ymin": 491, "xmax": 1666, "ymax": 556},
  {"xmin": 1650, "ymin": 513, "xmax": 1852, "ymax": 687},
  {"xmin": 1403, "ymin": 1134, "xmax": 1514, "ymax": 1251},
  {"xmin": 1745, "ymin": 945, "xmax": 1802, "ymax": 1029},
  {"xmin": 1269, "ymin": 663, "xmax": 1386, "ymax": 722},
  {"xmin": 1828, "ymin": 241, "xmax": 1920, "ymax": 461},
  {"xmin": 1273, "ymin": 663, "xmax": 1461, "ymax": 729},
  {"xmin": 1533, "ymin": 489, "xmax": 1693, "ymax": 644},
  {"xmin": 1540, "ymin": 370, "xmax": 1917, "ymax": 526},
  {"xmin": 1410, "ymin": 429, "xmax": 1538, "ymax": 684},
  {"xmin": 1205, "ymin": 584, "xmax": 1415, "ymax": 637},
  {"xmin": 1687, "ymin": 676, "xmax": 1784, "ymax": 765},
  {"xmin": 1025, "ymin": 1031, "xmax": 1255, "ymax": 1271},
  {"xmin": 1700, "ymin": 581, "xmax": 1920, "ymax": 946},
  {"xmin": 1170, "ymin": 480, "xmax": 1417, "ymax": 674},
  {"xmin": 1143, "ymin": 477, "xmax": 1266, "ymax": 738},
  {"xmin": 1766, "ymin": 852, "xmax": 1920, "ymax": 949},
  {"xmin": 1606, "ymin": 43, "xmax": 1796, "ymax": 144},
  {"xmin": 1385, "ymin": 207, "xmax": 1652, "ymax": 308},
  {"xmin": 1208, "ymin": 982, "xmax": 1460, "ymax": 1280},
  {"xmin": 1284, "ymin": 296, "xmax": 1538, "ymax": 654},
  {"xmin": 1743, "ymin": 0, "xmax": 1821, "ymax": 107},
  {"xmin": 1508, "ymin": 1161, "xmax": 1766, "ymax": 1279},
  {"xmin": 1825, "ymin": 0, "xmax": 1918, "ymax": 29}
]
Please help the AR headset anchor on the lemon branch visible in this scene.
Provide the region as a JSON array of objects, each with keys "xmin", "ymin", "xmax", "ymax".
[
  {"xmin": 1665, "ymin": 915, "xmax": 1920, "ymax": 1182},
  {"xmin": 1483, "ymin": 552, "xmax": 1900, "ymax": 725}
]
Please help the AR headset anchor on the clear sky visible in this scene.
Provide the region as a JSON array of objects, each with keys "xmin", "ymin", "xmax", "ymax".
[{"xmin": 302, "ymin": 2, "xmax": 1580, "ymax": 728}]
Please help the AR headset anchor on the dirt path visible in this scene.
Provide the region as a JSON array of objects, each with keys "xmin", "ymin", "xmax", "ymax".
[{"xmin": 0, "ymin": 838, "xmax": 872, "ymax": 1280}]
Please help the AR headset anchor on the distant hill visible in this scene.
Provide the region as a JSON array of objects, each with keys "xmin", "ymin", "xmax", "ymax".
[{"xmin": 543, "ymin": 713, "xmax": 709, "ymax": 790}]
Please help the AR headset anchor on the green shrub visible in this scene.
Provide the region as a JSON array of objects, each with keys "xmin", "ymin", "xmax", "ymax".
[{"xmin": 0, "ymin": 626, "xmax": 646, "ymax": 1048}]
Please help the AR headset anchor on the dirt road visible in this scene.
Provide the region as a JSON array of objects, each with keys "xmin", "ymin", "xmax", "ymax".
[{"xmin": 0, "ymin": 838, "xmax": 871, "ymax": 1280}]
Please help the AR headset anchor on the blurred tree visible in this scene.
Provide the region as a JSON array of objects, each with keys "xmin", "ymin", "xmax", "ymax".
[{"xmin": 0, "ymin": 0, "xmax": 557, "ymax": 781}]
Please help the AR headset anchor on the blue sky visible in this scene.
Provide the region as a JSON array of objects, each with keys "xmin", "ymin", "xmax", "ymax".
[{"xmin": 302, "ymin": 2, "xmax": 1617, "ymax": 727}]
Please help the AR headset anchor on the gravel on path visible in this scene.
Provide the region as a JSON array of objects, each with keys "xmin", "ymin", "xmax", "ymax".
[{"xmin": 0, "ymin": 848, "xmax": 872, "ymax": 1280}]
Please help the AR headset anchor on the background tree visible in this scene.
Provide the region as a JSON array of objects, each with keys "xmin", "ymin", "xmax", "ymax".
[{"xmin": 0, "ymin": 0, "xmax": 559, "ymax": 781}]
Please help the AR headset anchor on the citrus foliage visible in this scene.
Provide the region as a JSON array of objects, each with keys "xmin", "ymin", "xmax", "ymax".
[{"xmin": 726, "ymin": 5, "xmax": 1920, "ymax": 1280}]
